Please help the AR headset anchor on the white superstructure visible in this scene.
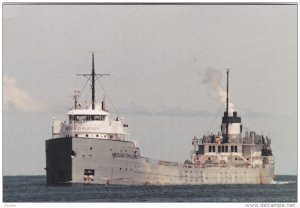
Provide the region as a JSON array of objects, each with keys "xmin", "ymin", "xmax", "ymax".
[{"xmin": 52, "ymin": 107, "xmax": 130, "ymax": 141}]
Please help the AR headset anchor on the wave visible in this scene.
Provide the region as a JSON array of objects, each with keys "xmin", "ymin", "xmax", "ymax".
[{"xmin": 273, "ymin": 180, "xmax": 297, "ymax": 185}]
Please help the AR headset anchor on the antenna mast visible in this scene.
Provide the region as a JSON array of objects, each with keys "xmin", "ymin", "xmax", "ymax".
[
  {"xmin": 92, "ymin": 53, "xmax": 95, "ymax": 109},
  {"xmin": 77, "ymin": 53, "xmax": 110, "ymax": 110},
  {"xmin": 225, "ymin": 69, "xmax": 229, "ymax": 143},
  {"xmin": 73, "ymin": 90, "xmax": 80, "ymax": 109}
]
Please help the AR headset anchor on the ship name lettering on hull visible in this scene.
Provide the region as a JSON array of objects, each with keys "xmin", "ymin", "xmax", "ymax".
[
  {"xmin": 112, "ymin": 152, "xmax": 138, "ymax": 159},
  {"xmin": 66, "ymin": 126, "xmax": 100, "ymax": 131}
]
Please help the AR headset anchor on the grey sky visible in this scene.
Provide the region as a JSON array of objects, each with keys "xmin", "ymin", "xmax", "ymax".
[{"xmin": 3, "ymin": 4, "xmax": 297, "ymax": 175}]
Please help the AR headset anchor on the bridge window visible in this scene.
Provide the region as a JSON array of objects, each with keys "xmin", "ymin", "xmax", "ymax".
[
  {"xmin": 198, "ymin": 145, "xmax": 204, "ymax": 154},
  {"xmin": 74, "ymin": 115, "xmax": 88, "ymax": 121},
  {"xmin": 91, "ymin": 115, "xmax": 106, "ymax": 120},
  {"xmin": 212, "ymin": 146, "xmax": 215, "ymax": 152},
  {"xmin": 70, "ymin": 115, "xmax": 106, "ymax": 121},
  {"xmin": 209, "ymin": 146, "xmax": 212, "ymax": 152},
  {"xmin": 69, "ymin": 115, "xmax": 75, "ymax": 122},
  {"xmin": 218, "ymin": 146, "xmax": 221, "ymax": 152},
  {"xmin": 225, "ymin": 146, "xmax": 228, "ymax": 152},
  {"xmin": 230, "ymin": 146, "xmax": 238, "ymax": 152}
]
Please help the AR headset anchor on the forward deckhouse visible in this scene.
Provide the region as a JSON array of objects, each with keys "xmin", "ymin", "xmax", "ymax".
[{"xmin": 52, "ymin": 104, "xmax": 129, "ymax": 140}]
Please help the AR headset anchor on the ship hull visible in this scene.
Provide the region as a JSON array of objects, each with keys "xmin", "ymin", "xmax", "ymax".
[{"xmin": 45, "ymin": 137, "xmax": 274, "ymax": 185}]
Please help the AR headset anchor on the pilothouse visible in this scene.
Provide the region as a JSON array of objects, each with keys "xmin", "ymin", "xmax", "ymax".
[{"xmin": 51, "ymin": 54, "xmax": 130, "ymax": 141}]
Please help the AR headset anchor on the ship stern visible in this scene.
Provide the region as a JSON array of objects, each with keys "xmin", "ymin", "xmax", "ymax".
[{"xmin": 260, "ymin": 163, "xmax": 275, "ymax": 184}]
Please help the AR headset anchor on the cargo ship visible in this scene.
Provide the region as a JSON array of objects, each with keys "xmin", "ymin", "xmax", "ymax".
[{"xmin": 45, "ymin": 54, "xmax": 274, "ymax": 185}]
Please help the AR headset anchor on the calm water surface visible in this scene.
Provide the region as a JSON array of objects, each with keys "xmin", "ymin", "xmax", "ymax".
[{"xmin": 3, "ymin": 175, "xmax": 297, "ymax": 202}]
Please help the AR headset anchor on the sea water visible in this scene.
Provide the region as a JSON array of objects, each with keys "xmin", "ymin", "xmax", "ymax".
[{"xmin": 3, "ymin": 175, "xmax": 297, "ymax": 202}]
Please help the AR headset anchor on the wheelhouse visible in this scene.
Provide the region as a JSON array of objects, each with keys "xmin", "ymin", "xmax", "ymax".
[{"xmin": 67, "ymin": 109, "xmax": 110, "ymax": 123}]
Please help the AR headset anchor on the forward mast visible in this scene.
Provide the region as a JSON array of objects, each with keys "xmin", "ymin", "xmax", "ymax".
[{"xmin": 77, "ymin": 53, "xmax": 109, "ymax": 110}]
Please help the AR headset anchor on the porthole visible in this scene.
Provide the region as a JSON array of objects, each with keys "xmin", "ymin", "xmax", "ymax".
[
  {"xmin": 96, "ymin": 134, "xmax": 99, "ymax": 137},
  {"xmin": 90, "ymin": 147, "xmax": 92, "ymax": 150},
  {"xmin": 86, "ymin": 134, "xmax": 89, "ymax": 137},
  {"xmin": 75, "ymin": 134, "xmax": 78, "ymax": 137}
]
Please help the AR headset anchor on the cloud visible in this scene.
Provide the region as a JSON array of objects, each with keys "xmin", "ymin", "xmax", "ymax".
[
  {"xmin": 3, "ymin": 75, "xmax": 46, "ymax": 113},
  {"xmin": 119, "ymin": 103, "xmax": 215, "ymax": 118},
  {"xmin": 156, "ymin": 104, "xmax": 215, "ymax": 118},
  {"xmin": 118, "ymin": 103, "xmax": 154, "ymax": 116},
  {"xmin": 241, "ymin": 109, "xmax": 271, "ymax": 119}
]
